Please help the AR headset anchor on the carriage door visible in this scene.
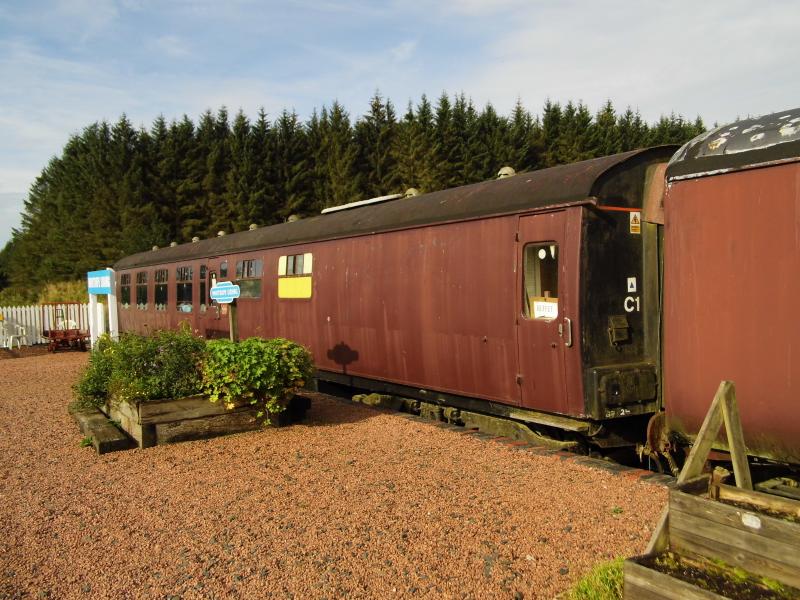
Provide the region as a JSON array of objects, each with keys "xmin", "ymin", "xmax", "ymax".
[
  {"xmin": 196, "ymin": 262, "xmax": 222, "ymax": 338},
  {"xmin": 517, "ymin": 211, "xmax": 575, "ymax": 415}
]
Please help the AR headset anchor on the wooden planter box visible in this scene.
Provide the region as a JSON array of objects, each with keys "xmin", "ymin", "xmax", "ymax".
[
  {"xmin": 624, "ymin": 556, "xmax": 728, "ymax": 600},
  {"xmin": 102, "ymin": 395, "xmax": 303, "ymax": 448},
  {"xmin": 624, "ymin": 475, "xmax": 800, "ymax": 599}
]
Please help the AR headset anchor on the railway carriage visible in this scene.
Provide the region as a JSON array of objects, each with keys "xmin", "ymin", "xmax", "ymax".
[
  {"xmin": 115, "ymin": 147, "xmax": 676, "ymax": 449},
  {"xmin": 661, "ymin": 109, "xmax": 800, "ymax": 465}
]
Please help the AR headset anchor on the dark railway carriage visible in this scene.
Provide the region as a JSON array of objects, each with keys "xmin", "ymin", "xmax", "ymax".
[
  {"xmin": 662, "ymin": 109, "xmax": 800, "ymax": 464},
  {"xmin": 115, "ymin": 147, "xmax": 677, "ymax": 446}
]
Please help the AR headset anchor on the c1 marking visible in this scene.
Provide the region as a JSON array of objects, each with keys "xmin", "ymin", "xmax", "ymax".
[{"xmin": 624, "ymin": 296, "xmax": 640, "ymax": 312}]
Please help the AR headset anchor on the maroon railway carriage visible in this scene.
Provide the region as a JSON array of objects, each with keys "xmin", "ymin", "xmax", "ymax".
[
  {"xmin": 662, "ymin": 109, "xmax": 800, "ymax": 465},
  {"xmin": 115, "ymin": 147, "xmax": 675, "ymax": 448}
]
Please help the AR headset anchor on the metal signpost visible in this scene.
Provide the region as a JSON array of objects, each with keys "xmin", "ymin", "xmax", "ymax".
[
  {"xmin": 210, "ymin": 281, "xmax": 241, "ymax": 342},
  {"xmin": 86, "ymin": 268, "xmax": 119, "ymax": 347}
]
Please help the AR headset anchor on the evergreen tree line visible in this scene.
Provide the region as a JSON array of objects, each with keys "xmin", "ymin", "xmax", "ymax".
[{"xmin": 0, "ymin": 93, "xmax": 704, "ymax": 291}]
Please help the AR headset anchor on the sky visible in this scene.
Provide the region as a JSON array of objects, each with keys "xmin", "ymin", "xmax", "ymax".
[{"xmin": 1, "ymin": 0, "xmax": 799, "ymax": 247}]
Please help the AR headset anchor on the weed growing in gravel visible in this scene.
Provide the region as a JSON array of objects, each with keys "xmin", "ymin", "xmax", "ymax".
[
  {"xmin": 568, "ymin": 557, "xmax": 623, "ymax": 600},
  {"xmin": 79, "ymin": 436, "xmax": 93, "ymax": 448}
]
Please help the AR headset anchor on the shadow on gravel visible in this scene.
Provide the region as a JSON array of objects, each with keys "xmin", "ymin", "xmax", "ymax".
[
  {"xmin": 0, "ymin": 345, "xmax": 52, "ymax": 360},
  {"xmin": 299, "ymin": 391, "xmax": 390, "ymax": 428}
]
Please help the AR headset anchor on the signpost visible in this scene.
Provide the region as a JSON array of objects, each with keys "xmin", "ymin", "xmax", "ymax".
[
  {"xmin": 210, "ymin": 281, "xmax": 241, "ymax": 342},
  {"xmin": 86, "ymin": 268, "xmax": 119, "ymax": 347}
]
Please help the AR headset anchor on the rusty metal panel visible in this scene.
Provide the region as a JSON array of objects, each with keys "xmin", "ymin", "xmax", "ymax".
[
  {"xmin": 663, "ymin": 162, "xmax": 800, "ymax": 462},
  {"xmin": 263, "ymin": 215, "xmax": 522, "ymax": 405}
]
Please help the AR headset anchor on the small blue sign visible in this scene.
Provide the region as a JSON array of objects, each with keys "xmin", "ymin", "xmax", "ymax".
[
  {"xmin": 87, "ymin": 269, "xmax": 114, "ymax": 295},
  {"xmin": 210, "ymin": 281, "xmax": 241, "ymax": 304}
]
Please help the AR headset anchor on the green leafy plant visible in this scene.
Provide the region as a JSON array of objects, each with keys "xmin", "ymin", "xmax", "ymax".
[
  {"xmin": 72, "ymin": 334, "xmax": 116, "ymax": 409},
  {"xmin": 202, "ymin": 337, "xmax": 313, "ymax": 424},
  {"xmin": 568, "ymin": 558, "xmax": 623, "ymax": 600},
  {"xmin": 72, "ymin": 330, "xmax": 313, "ymax": 426},
  {"xmin": 106, "ymin": 325, "xmax": 206, "ymax": 403},
  {"xmin": 79, "ymin": 436, "xmax": 94, "ymax": 448}
]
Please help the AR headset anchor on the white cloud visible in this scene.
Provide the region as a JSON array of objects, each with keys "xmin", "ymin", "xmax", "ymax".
[
  {"xmin": 438, "ymin": 0, "xmax": 800, "ymax": 123},
  {"xmin": 150, "ymin": 34, "xmax": 191, "ymax": 59},
  {"xmin": 390, "ymin": 40, "xmax": 417, "ymax": 63}
]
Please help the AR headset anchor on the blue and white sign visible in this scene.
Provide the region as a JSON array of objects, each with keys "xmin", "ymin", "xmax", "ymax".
[
  {"xmin": 210, "ymin": 281, "xmax": 241, "ymax": 304},
  {"xmin": 87, "ymin": 269, "xmax": 114, "ymax": 295}
]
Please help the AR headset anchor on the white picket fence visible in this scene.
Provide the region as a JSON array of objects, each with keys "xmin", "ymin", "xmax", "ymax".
[{"xmin": 0, "ymin": 303, "xmax": 90, "ymax": 348}]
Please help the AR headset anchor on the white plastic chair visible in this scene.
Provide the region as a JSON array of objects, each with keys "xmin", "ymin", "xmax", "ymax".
[{"xmin": 6, "ymin": 325, "xmax": 25, "ymax": 349}]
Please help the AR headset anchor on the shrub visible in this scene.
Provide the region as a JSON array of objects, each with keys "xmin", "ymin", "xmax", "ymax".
[
  {"xmin": 72, "ymin": 331, "xmax": 314, "ymax": 427},
  {"xmin": 568, "ymin": 558, "xmax": 623, "ymax": 600},
  {"xmin": 73, "ymin": 327, "xmax": 205, "ymax": 407},
  {"xmin": 107, "ymin": 326, "xmax": 206, "ymax": 403},
  {"xmin": 0, "ymin": 285, "xmax": 39, "ymax": 306},
  {"xmin": 72, "ymin": 333, "xmax": 116, "ymax": 410},
  {"xmin": 202, "ymin": 337, "xmax": 314, "ymax": 423},
  {"xmin": 38, "ymin": 280, "xmax": 89, "ymax": 304}
]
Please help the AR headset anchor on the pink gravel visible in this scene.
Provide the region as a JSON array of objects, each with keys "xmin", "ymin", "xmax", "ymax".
[{"xmin": 1, "ymin": 353, "xmax": 666, "ymax": 599}]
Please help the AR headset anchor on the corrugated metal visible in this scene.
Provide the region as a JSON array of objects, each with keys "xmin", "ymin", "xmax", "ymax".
[
  {"xmin": 663, "ymin": 161, "xmax": 800, "ymax": 462},
  {"xmin": 116, "ymin": 147, "xmax": 674, "ymax": 270},
  {"xmin": 667, "ymin": 107, "xmax": 800, "ymax": 181}
]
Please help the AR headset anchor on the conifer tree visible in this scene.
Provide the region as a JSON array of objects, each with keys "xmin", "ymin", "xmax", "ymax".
[
  {"xmin": 0, "ymin": 92, "xmax": 707, "ymax": 292},
  {"xmin": 355, "ymin": 92, "xmax": 400, "ymax": 198},
  {"xmin": 541, "ymin": 99, "xmax": 563, "ymax": 167},
  {"xmin": 392, "ymin": 96, "xmax": 439, "ymax": 193},
  {"xmin": 273, "ymin": 109, "xmax": 311, "ymax": 218},
  {"xmin": 590, "ymin": 100, "xmax": 621, "ymax": 157},
  {"xmin": 320, "ymin": 101, "xmax": 361, "ymax": 208}
]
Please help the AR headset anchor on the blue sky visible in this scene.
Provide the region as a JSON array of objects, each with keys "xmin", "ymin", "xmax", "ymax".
[{"xmin": 2, "ymin": 0, "xmax": 799, "ymax": 247}]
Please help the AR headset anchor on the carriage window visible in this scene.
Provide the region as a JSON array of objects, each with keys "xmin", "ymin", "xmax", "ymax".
[
  {"xmin": 220, "ymin": 261, "xmax": 228, "ymax": 278},
  {"xmin": 135, "ymin": 272, "xmax": 148, "ymax": 310},
  {"xmin": 235, "ymin": 259, "xmax": 263, "ymax": 299},
  {"xmin": 199, "ymin": 265, "xmax": 207, "ymax": 312},
  {"xmin": 277, "ymin": 253, "xmax": 313, "ymax": 298},
  {"xmin": 279, "ymin": 253, "xmax": 312, "ymax": 276},
  {"xmin": 523, "ymin": 243, "xmax": 559, "ymax": 320},
  {"xmin": 120, "ymin": 274, "xmax": 131, "ymax": 308},
  {"xmin": 176, "ymin": 266, "xmax": 193, "ymax": 313},
  {"xmin": 155, "ymin": 269, "xmax": 168, "ymax": 311}
]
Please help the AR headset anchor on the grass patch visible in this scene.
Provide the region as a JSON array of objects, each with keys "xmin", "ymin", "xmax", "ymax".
[{"xmin": 568, "ymin": 558, "xmax": 623, "ymax": 600}]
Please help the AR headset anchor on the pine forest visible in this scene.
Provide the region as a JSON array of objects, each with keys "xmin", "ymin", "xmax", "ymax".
[{"xmin": 0, "ymin": 93, "xmax": 705, "ymax": 300}]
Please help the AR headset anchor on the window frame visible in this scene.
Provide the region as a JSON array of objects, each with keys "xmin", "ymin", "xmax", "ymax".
[
  {"xmin": 235, "ymin": 258, "xmax": 263, "ymax": 299},
  {"xmin": 522, "ymin": 241, "xmax": 560, "ymax": 321},
  {"xmin": 119, "ymin": 273, "xmax": 131, "ymax": 308},
  {"xmin": 175, "ymin": 265, "xmax": 194, "ymax": 313},
  {"xmin": 154, "ymin": 269, "xmax": 169, "ymax": 311},
  {"xmin": 135, "ymin": 271, "xmax": 149, "ymax": 310}
]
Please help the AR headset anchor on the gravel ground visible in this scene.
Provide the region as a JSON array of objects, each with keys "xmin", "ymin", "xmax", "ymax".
[{"xmin": 1, "ymin": 353, "xmax": 666, "ymax": 599}]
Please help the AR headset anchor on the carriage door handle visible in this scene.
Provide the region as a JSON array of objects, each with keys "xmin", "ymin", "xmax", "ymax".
[{"xmin": 559, "ymin": 317, "xmax": 573, "ymax": 347}]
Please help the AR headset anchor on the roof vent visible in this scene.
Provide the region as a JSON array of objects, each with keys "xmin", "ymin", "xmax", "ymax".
[
  {"xmin": 217, "ymin": 230, "xmax": 226, "ymax": 237},
  {"xmin": 191, "ymin": 236, "xmax": 200, "ymax": 243},
  {"xmin": 152, "ymin": 245, "xmax": 159, "ymax": 251},
  {"xmin": 404, "ymin": 188, "xmax": 420, "ymax": 198},
  {"xmin": 497, "ymin": 166, "xmax": 516, "ymax": 179},
  {"xmin": 249, "ymin": 223, "xmax": 258, "ymax": 231},
  {"xmin": 287, "ymin": 214, "xmax": 301, "ymax": 223},
  {"xmin": 169, "ymin": 241, "xmax": 178, "ymax": 247},
  {"xmin": 321, "ymin": 193, "xmax": 404, "ymax": 214}
]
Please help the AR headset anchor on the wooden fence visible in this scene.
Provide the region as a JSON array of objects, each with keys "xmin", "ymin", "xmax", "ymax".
[{"xmin": 0, "ymin": 303, "xmax": 90, "ymax": 348}]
